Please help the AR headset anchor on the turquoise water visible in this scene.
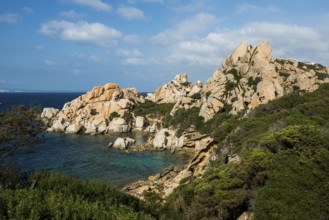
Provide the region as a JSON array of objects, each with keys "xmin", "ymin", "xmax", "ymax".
[
  {"xmin": 1, "ymin": 92, "xmax": 190, "ymax": 188},
  {"xmin": 5, "ymin": 132, "xmax": 190, "ymax": 188}
]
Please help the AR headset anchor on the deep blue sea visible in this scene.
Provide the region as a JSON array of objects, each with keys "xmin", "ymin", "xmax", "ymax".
[{"xmin": 0, "ymin": 92, "xmax": 189, "ymax": 188}]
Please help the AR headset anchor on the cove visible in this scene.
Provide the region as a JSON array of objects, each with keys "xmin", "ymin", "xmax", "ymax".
[{"xmin": 4, "ymin": 132, "xmax": 190, "ymax": 188}]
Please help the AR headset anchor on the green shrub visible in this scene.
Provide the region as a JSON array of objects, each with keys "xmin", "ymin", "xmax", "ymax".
[
  {"xmin": 109, "ymin": 112, "xmax": 120, "ymax": 121},
  {"xmin": 90, "ymin": 109, "xmax": 98, "ymax": 116},
  {"xmin": 190, "ymin": 92, "xmax": 201, "ymax": 99},
  {"xmin": 0, "ymin": 171, "xmax": 154, "ymax": 219}
]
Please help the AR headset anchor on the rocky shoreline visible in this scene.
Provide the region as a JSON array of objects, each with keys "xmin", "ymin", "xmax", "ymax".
[{"xmin": 41, "ymin": 41, "xmax": 329, "ymax": 200}]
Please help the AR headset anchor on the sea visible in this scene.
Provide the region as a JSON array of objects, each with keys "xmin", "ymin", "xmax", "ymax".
[{"xmin": 0, "ymin": 92, "xmax": 189, "ymax": 188}]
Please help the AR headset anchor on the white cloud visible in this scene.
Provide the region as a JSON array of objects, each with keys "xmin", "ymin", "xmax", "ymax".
[
  {"xmin": 151, "ymin": 13, "xmax": 217, "ymax": 44},
  {"xmin": 39, "ymin": 20, "xmax": 122, "ymax": 47},
  {"xmin": 0, "ymin": 12, "xmax": 20, "ymax": 24},
  {"xmin": 117, "ymin": 6, "xmax": 145, "ymax": 20},
  {"xmin": 123, "ymin": 34, "xmax": 142, "ymax": 44},
  {"xmin": 115, "ymin": 49, "xmax": 141, "ymax": 57},
  {"xmin": 44, "ymin": 60, "xmax": 58, "ymax": 66},
  {"xmin": 67, "ymin": 0, "xmax": 112, "ymax": 11},
  {"xmin": 236, "ymin": 3, "xmax": 277, "ymax": 14},
  {"xmin": 60, "ymin": 10, "xmax": 84, "ymax": 19},
  {"xmin": 23, "ymin": 7, "xmax": 34, "ymax": 14},
  {"xmin": 162, "ymin": 21, "xmax": 329, "ymax": 70}
]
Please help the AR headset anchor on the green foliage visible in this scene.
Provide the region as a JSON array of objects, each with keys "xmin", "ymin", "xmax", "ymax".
[
  {"xmin": 169, "ymin": 107, "xmax": 205, "ymax": 137},
  {"xmin": 247, "ymin": 76, "xmax": 261, "ymax": 90},
  {"xmin": 90, "ymin": 108, "xmax": 98, "ymax": 116},
  {"xmin": 254, "ymin": 148, "xmax": 329, "ymax": 219},
  {"xmin": 316, "ymin": 71, "xmax": 329, "ymax": 80},
  {"xmin": 0, "ymin": 171, "xmax": 154, "ymax": 219},
  {"xmin": 0, "ymin": 106, "xmax": 43, "ymax": 161},
  {"xmin": 190, "ymin": 92, "xmax": 201, "ymax": 100},
  {"xmin": 123, "ymin": 111, "xmax": 134, "ymax": 124},
  {"xmin": 206, "ymin": 91, "xmax": 212, "ymax": 98},
  {"xmin": 109, "ymin": 111, "xmax": 120, "ymax": 121},
  {"xmin": 133, "ymin": 100, "xmax": 174, "ymax": 119},
  {"xmin": 161, "ymin": 148, "xmax": 269, "ymax": 219},
  {"xmin": 164, "ymin": 131, "xmax": 170, "ymax": 137},
  {"xmin": 159, "ymin": 83, "xmax": 329, "ymax": 219},
  {"xmin": 278, "ymin": 71, "xmax": 290, "ymax": 78}
]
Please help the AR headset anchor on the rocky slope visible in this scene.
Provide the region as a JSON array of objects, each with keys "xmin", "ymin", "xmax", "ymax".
[
  {"xmin": 42, "ymin": 83, "xmax": 144, "ymax": 135},
  {"xmin": 148, "ymin": 41, "xmax": 329, "ymax": 121}
]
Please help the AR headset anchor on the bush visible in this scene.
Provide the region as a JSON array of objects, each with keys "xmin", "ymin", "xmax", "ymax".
[
  {"xmin": 109, "ymin": 112, "xmax": 120, "ymax": 121},
  {"xmin": 190, "ymin": 92, "xmax": 201, "ymax": 100},
  {"xmin": 0, "ymin": 171, "xmax": 154, "ymax": 219},
  {"xmin": 90, "ymin": 109, "xmax": 98, "ymax": 116}
]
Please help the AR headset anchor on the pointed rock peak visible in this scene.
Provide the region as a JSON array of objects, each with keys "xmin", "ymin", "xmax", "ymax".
[
  {"xmin": 174, "ymin": 73, "xmax": 188, "ymax": 85},
  {"xmin": 221, "ymin": 41, "xmax": 273, "ymax": 69}
]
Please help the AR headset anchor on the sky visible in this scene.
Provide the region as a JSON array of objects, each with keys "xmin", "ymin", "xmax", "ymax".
[{"xmin": 0, "ymin": 0, "xmax": 329, "ymax": 92}]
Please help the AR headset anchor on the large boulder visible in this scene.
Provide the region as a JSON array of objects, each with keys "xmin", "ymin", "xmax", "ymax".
[
  {"xmin": 153, "ymin": 129, "xmax": 176, "ymax": 149},
  {"xmin": 112, "ymin": 137, "xmax": 135, "ymax": 150},
  {"xmin": 108, "ymin": 117, "xmax": 129, "ymax": 133}
]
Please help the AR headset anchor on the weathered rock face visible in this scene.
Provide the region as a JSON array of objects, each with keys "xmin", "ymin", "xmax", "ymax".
[
  {"xmin": 124, "ymin": 133, "xmax": 217, "ymax": 199},
  {"xmin": 146, "ymin": 73, "xmax": 202, "ymax": 104},
  {"xmin": 41, "ymin": 108, "xmax": 59, "ymax": 126},
  {"xmin": 112, "ymin": 137, "xmax": 135, "ymax": 150},
  {"xmin": 199, "ymin": 41, "xmax": 329, "ymax": 120},
  {"xmin": 42, "ymin": 83, "xmax": 144, "ymax": 134}
]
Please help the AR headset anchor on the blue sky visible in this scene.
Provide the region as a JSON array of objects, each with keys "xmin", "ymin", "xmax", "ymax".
[{"xmin": 0, "ymin": 0, "xmax": 328, "ymax": 92}]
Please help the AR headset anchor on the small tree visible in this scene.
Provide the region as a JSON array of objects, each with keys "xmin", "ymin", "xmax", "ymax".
[
  {"xmin": 0, "ymin": 106, "xmax": 43, "ymax": 160},
  {"xmin": 0, "ymin": 106, "xmax": 43, "ymax": 189}
]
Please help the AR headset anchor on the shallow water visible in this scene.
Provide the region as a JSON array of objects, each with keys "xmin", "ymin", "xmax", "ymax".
[{"xmin": 4, "ymin": 132, "xmax": 190, "ymax": 188}]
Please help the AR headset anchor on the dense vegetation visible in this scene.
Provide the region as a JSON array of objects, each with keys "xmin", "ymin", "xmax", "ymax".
[
  {"xmin": 159, "ymin": 84, "xmax": 329, "ymax": 219},
  {"xmin": 0, "ymin": 172, "xmax": 154, "ymax": 219}
]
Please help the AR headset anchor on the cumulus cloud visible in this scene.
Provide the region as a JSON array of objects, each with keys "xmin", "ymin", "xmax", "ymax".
[
  {"xmin": 0, "ymin": 12, "xmax": 20, "ymax": 24},
  {"xmin": 60, "ymin": 10, "xmax": 84, "ymax": 19},
  {"xmin": 162, "ymin": 21, "xmax": 329, "ymax": 69},
  {"xmin": 39, "ymin": 20, "xmax": 122, "ymax": 47},
  {"xmin": 117, "ymin": 6, "xmax": 145, "ymax": 20},
  {"xmin": 66, "ymin": 0, "xmax": 112, "ymax": 11},
  {"xmin": 151, "ymin": 13, "xmax": 217, "ymax": 44}
]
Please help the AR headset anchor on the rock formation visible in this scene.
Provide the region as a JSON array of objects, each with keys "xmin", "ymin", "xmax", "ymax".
[
  {"xmin": 199, "ymin": 41, "xmax": 329, "ymax": 120},
  {"xmin": 146, "ymin": 73, "xmax": 202, "ymax": 104},
  {"xmin": 112, "ymin": 137, "xmax": 135, "ymax": 150},
  {"xmin": 42, "ymin": 83, "xmax": 145, "ymax": 134}
]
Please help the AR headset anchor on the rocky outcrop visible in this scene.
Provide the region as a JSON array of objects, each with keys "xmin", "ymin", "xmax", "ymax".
[
  {"xmin": 146, "ymin": 73, "xmax": 202, "ymax": 104},
  {"xmin": 199, "ymin": 41, "xmax": 329, "ymax": 120},
  {"xmin": 112, "ymin": 137, "xmax": 135, "ymax": 150},
  {"xmin": 42, "ymin": 83, "xmax": 144, "ymax": 134},
  {"xmin": 41, "ymin": 108, "xmax": 59, "ymax": 126},
  {"xmin": 124, "ymin": 134, "xmax": 217, "ymax": 199}
]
